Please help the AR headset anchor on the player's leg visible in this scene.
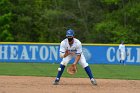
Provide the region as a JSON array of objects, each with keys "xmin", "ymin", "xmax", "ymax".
[
  {"xmin": 79, "ymin": 54, "xmax": 97, "ymax": 85},
  {"xmin": 122, "ymin": 52, "xmax": 125, "ymax": 65},
  {"xmin": 53, "ymin": 56, "xmax": 71, "ymax": 85},
  {"xmin": 120, "ymin": 53, "xmax": 122, "ymax": 63},
  {"xmin": 53, "ymin": 64, "xmax": 65, "ymax": 85},
  {"xmin": 123, "ymin": 60, "xmax": 125, "ymax": 65}
]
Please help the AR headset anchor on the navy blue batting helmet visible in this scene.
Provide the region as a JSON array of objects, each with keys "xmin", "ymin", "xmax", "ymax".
[{"xmin": 66, "ymin": 29, "xmax": 74, "ymax": 37}]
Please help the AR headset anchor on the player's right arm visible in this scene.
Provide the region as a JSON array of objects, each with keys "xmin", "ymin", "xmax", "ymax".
[
  {"xmin": 59, "ymin": 40, "xmax": 70, "ymax": 58},
  {"xmin": 118, "ymin": 45, "xmax": 121, "ymax": 57}
]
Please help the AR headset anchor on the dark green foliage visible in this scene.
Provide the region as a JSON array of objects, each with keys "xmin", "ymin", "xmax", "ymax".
[
  {"xmin": 0, "ymin": 0, "xmax": 139, "ymax": 43},
  {"xmin": 0, "ymin": 0, "xmax": 14, "ymax": 41}
]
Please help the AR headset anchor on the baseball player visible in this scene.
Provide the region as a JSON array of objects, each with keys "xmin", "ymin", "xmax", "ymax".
[
  {"xmin": 53, "ymin": 29, "xmax": 97, "ymax": 85},
  {"xmin": 119, "ymin": 41, "xmax": 126, "ymax": 65}
]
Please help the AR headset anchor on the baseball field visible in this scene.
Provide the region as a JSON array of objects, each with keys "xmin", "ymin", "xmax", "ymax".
[{"xmin": 0, "ymin": 63, "xmax": 140, "ymax": 93}]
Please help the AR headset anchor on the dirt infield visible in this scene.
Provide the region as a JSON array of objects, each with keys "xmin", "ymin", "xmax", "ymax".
[{"xmin": 0, "ymin": 76, "xmax": 140, "ymax": 93}]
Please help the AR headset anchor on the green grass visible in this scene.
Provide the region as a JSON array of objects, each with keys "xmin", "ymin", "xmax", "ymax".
[{"xmin": 0, "ymin": 62, "xmax": 140, "ymax": 80}]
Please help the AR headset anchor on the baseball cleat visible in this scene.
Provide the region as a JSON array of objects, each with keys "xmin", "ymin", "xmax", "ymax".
[
  {"xmin": 91, "ymin": 78, "xmax": 97, "ymax": 85},
  {"xmin": 53, "ymin": 80, "xmax": 59, "ymax": 85}
]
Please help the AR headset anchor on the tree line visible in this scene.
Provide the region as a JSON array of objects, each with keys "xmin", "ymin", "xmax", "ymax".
[{"xmin": 0, "ymin": 0, "xmax": 140, "ymax": 44}]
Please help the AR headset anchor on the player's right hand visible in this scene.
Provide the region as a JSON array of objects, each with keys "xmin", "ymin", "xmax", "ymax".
[
  {"xmin": 64, "ymin": 50, "xmax": 70, "ymax": 57},
  {"xmin": 65, "ymin": 50, "xmax": 70, "ymax": 54}
]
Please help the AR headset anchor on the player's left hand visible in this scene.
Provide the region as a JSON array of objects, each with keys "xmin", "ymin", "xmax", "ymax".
[{"xmin": 67, "ymin": 64, "xmax": 77, "ymax": 75}]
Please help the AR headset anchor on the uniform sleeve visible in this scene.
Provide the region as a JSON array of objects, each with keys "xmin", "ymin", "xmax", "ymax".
[
  {"xmin": 60, "ymin": 41, "xmax": 66, "ymax": 53},
  {"xmin": 59, "ymin": 41, "xmax": 66, "ymax": 58},
  {"xmin": 119, "ymin": 45, "xmax": 121, "ymax": 49},
  {"xmin": 119, "ymin": 45, "xmax": 122, "ymax": 51}
]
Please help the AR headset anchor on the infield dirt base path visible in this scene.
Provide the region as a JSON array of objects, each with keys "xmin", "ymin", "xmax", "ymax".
[{"xmin": 0, "ymin": 76, "xmax": 140, "ymax": 93}]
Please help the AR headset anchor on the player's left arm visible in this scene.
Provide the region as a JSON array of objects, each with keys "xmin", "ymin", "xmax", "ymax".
[
  {"xmin": 73, "ymin": 55, "xmax": 81, "ymax": 65},
  {"xmin": 125, "ymin": 45, "xmax": 129, "ymax": 56},
  {"xmin": 73, "ymin": 42, "xmax": 82, "ymax": 65}
]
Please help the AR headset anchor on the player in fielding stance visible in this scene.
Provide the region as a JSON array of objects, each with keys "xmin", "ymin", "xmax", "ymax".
[{"xmin": 53, "ymin": 29, "xmax": 97, "ymax": 85}]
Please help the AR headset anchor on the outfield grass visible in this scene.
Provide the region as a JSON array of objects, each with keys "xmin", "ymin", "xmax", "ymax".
[{"xmin": 0, "ymin": 62, "xmax": 139, "ymax": 80}]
